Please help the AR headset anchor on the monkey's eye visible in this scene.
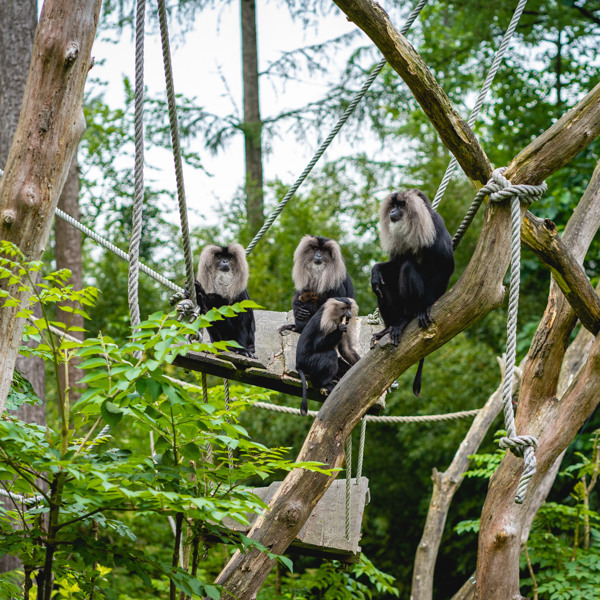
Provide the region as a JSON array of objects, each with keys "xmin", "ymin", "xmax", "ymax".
[{"xmin": 397, "ymin": 200, "xmax": 406, "ymax": 208}]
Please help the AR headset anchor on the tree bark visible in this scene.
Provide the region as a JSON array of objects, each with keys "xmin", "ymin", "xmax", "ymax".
[
  {"xmin": 410, "ymin": 360, "xmax": 509, "ymax": 600},
  {"xmin": 474, "ymin": 161, "xmax": 600, "ymax": 599},
  {"xmin": 212, "ymin": 86, "xmax": 600, "ymax": 599},
  {"xmin": 54, "ymin": 155, "xmax": 85, "ymax": 403},
  {"xmin": 0, "ymin": 0, "xmax": 43, "ymax": 574},
  {"xmin": 241, "ymin": 0, "xmax": 264, "ymax": 234},
  {"xmin": 0, "ymin": 0, "xmax": 100, "ymax": 414}
]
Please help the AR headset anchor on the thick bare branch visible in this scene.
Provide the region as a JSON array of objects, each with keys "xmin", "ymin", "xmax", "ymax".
[
  {"xmin": 0, "ymin": 0, "xmax": 101, "ymax": 412},
  {"xmin": 522, "ymin": 215, "xmax": 600, "ymax": 334}
]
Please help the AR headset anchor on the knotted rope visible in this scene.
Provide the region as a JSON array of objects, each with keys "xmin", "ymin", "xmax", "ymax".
[{"xmin": 479, "ymin": 167, "xmax": 546, "ymax": 504}]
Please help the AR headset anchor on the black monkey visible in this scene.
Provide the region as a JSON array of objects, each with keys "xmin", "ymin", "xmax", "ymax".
[
  {"xmin": 194, "ymin": 244, "xmax": 256, "ymax": 358},
  {"xmin": 279, "ymin": 235, "xmax": 354, "ymax": 334},
  {"xmin": 295, "ymin": 297, "xmax": 361, "ymax": 416},
  {"xmin": 371, "ymin": 190, "xmax": 454, "ymax": 396}
]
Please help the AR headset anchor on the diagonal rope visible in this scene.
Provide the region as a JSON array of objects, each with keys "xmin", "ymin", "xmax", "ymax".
[
  {"xmin": 244, "ymin": 0, "xmax": 429, "ymax": 255},
  {"xmin": 128, "ymin": 0, "xmax": 147, "ymax": 333},
  {"xmin": 156, "ymin": 0, "xmax": 197, "ymax": 306},
  {"xmin": 431, "ymin": 0, "xmax": 530, "ymax": 211}
]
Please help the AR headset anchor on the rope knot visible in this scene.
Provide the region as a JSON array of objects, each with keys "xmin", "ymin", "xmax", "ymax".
[
  {"xmin": 498, "ymin": 434, "xmax": 538, "ymax": 458},
  {"xmin": 484, "ymin": 167, "xmax": 547, "ymax": 205}
]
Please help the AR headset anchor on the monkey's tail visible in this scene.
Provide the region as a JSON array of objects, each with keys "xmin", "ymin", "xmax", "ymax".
[
  {"xmin": 298, "ymin": 370, "xmax": 309, "ymax": 416},
  {"xmin": 413, "ymin": 358, "xmax": 425, "ymax": 397}
]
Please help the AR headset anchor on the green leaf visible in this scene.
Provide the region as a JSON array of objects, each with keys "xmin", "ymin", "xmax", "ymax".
[{"xmin": 101, "ymin": 400, "xmax": 123, "ymax": 428}]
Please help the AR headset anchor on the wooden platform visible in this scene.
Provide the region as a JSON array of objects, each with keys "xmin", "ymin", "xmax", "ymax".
[
  {"xmin": 222, "ymin": 477, "xmax": 370, "ymax": 563},
  {"xmin": 173, "ymin": 310, "xmax": 386, "ymax": 414}
]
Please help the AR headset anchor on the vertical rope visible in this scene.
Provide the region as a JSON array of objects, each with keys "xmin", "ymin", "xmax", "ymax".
[
  {"xmin": 356, "ymin": 418, "xmax": 367, "ymax": 481},
  {"xmin": 224, "ymin": 379, "xmax": 233, "ymax": 470},
  {"xmin": 128, "ymin": 0, "xmax": 147, "ymax": 336},
  {"xmin": 202, "ymin": 372, "xmax": 213, "ymax": 495},
  {"xmin": 244, "ymin": 0, "xmax": 429, "ymax": 255},
  {"xmin": 156, "ymin": 0, "xmax": 197, "ymax": 305},
  {"xmin": 431, "ymin": 0, "xmax": 530, "ymax": 210},
  {"xmin": 345, "ymin": 434, "xmax": 352, "ymax": 541}
]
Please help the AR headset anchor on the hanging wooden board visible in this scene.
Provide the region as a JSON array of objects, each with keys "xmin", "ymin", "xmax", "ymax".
[
  {"xmin": 222, "ymin": 477, "xmax": 370, "ymax": 563},
  {"xmin": 173, "ymin": 310, "xmax": 386, "ymax": 414}
]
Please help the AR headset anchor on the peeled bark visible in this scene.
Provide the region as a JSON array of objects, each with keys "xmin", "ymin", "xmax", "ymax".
[{"xmin": 0, "ymin": 0, "xmax": 101, "ymax": 413}]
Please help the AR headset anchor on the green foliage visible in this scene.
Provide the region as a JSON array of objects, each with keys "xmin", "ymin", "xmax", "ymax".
[
  {"xmin": 0, "ymin": 244, "xmax": 332, "ymax": 598},
  {"xmin": 258, "ymin": 554, "xmax": 399, "ymax": 600}
]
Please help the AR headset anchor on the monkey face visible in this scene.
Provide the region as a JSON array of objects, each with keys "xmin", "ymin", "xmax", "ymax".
[{"xmin": 197, "ymin": 243, "xmax": 249, "ymax": 298}]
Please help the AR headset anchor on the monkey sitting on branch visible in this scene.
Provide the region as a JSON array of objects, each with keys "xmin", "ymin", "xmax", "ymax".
[
  {"xmin": 371, "ymin": 190, "xmax": 454, "ymax": 396},
  {"xmin": 279, "ymin": 235, "xmax": 355, "ymax": 335},
  {"xmin": 193, "ymin": 243, "xmax": 257, "ymax": 358},
  {"xmin": 295, "ymin": 297, "xmax": 361, "ymax": 416}
]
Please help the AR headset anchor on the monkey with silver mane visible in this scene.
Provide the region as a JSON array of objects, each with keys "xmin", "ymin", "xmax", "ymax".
[
  {"xmin": 279, "ymin": 235, "xmax": 354, "ymax": 334},
  {"xmin": 194, "ymin": 243, "xmax": 256, "ymax": 358},
  {"xmin": 295, "ymin": 297, "xmax": 361, "ymax": 415},
  {"xmin": 371, "ymin": 190, "xmax": 454, "ymax": 396}
]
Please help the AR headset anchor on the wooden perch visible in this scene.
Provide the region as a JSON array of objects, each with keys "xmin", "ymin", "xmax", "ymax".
[{"xmin": 0, "ymin": 0, "xmax": 101, "ymax": 412}]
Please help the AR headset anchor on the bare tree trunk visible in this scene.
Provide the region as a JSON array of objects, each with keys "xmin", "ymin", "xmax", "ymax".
[
  {"xmin": 0, "ymin": 0, "xmax": 101, "ymax": 414},
  {"xmin": 54, "ymin": 155, "xmax": 84, "ymax": 402},
  {"xmin": 241, "ymin": 0, "xmax": 264, "ymax": 234},
  {"xmin": 0, "ymin": 0, "xmax": 42, "ymax": 574},
  {"xmin": 474, "ymin": 162, "xmax": 600, "ymax": 600}
]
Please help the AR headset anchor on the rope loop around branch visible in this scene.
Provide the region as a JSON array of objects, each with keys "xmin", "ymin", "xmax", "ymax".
[
  {"xmin": 498, "ymin": 434, "xmax": 538, "ymax": 458},
  {"xmin": 485, "ymin": 167, "xmax": 548, "ymax": 206}
]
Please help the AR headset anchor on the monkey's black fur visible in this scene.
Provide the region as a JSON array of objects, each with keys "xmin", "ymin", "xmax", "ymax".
[
  {"xmin": 371, "ymin": 190, "xmax": 454, "ymax": 396},
  {"xmin": 194, "ymin": 244, "xmax": 256, "ymax": 358},
  {"xmin": 280, "ymin": 235, "xmax": 354, "ymax": 335},
  {"xmin": 295, "ymin": 297, "xmax": 360, "ymax": 416}
]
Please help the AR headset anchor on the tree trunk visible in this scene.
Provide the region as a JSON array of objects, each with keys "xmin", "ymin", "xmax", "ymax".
[
  {"xmin": 54, "ymin": 155, "xmax": 84, "ymax": 403},
  {"xmin": 240, "ymin": 0, "xmax": 264, "ymax": 234},
  {"xmin": 0, "ymin": 0, "xmax": 44, "ymax": 575},
  {"xmin": 0, "ymin": 0, "xmax": 101, "ymax": 414},
  {"xmin": 474, "ymin": 161, "xmax": 600, "ymax": 599}
]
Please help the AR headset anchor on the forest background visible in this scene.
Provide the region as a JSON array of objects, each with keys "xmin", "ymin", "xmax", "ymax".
[{"xmin": 3, "ymin": 0, "xmax": 600, "ymax": 598}]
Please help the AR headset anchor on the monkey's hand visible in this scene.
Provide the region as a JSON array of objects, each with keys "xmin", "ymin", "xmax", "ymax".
[
  {"xmin": 371, "ymin": 270, "xmax": 385, "ymax": 298},
  {"xmin": 338, "ymin": 323, "xmax": 348, "ymax": 333},
  {"xmin": 295, "ymin": 306, "xmax": 312, "ymax": 320},
  {"xmin": 370, "ymin": 327, "xmax": 389, "ymax": 349},
  {"xmin": 418, "ymin": 308, "xmax": 432, "ymax": 329}
]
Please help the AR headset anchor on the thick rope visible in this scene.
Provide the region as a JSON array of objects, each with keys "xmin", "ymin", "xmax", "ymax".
[
  {"xmin": 244, "ymin": 0, "xmax": 429, "ymax": 255},
  {"xmin": 356, "ymin": 418, "xmax": 367, "ymax": 480},
  {"xmin": 480, "ymin": 168, "xmax": 546, "ymax": 504},
  {"xmin": 156, "ymin": 0, "xmax": 197, "ymax": 305},
  {"xmin": 431, "ymin": 0, "xmax": 529, "ymax": 210},
  {"xmin": 128, "ymin": 0, "xmax": 147, "ymax": 333},
  {"xmin": 224, "ymin": 379, "xmax": 233, "ymax": 469},
  {"xmin": 345, "ymin": 434, "xmax": 352, "ymax": 541},
  {"xmin": 53, "ymin": 208, "xmax": 183, "ymax": 293}
]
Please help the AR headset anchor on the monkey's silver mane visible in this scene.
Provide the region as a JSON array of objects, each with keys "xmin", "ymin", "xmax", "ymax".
[
  {"xmin": 379, "ymin": 190, "xmax": 436, "ymax": 256},
  {"xmin": 320, "ymin": 298, "xmax": 359, "ymax": 337},
  {"xmin": 196, "ymin": 243, "xmax": 249, "ymax": 301},
  {"xmin": 292, "ymin": 235, "xmax": 347, "ymax": 294}
]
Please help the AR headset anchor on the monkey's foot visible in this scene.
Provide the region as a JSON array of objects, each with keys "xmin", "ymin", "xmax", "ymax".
[
  {"xmin": 418, "ymin": 309, "xmax": 432, "ymax": 329},
  {"xmin": 370, "ymin": 328, "xmax": 389, "ymax": 348},
  {"xmin": 389, "ymin": 325, "xmax": 404, "ymax": 346},
  {"xmin": 278, "ymin": 323, "xmax": 298, "ymax": 335}
]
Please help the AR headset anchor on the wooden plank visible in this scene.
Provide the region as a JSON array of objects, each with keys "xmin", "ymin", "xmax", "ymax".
[
  {"xmin": 222, "ymin": 477, "xmax": 369, "ymax": 562},
  {"xmin": 173, "ymin": 310, "xmax": 387, "ymax": 414}
]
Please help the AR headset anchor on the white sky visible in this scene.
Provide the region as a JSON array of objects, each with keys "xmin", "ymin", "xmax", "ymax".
[{"xmin": 90, "ymin": 2, "xmax": 370, "ymax": 227}]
